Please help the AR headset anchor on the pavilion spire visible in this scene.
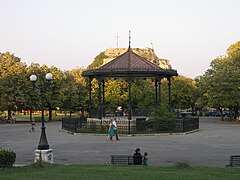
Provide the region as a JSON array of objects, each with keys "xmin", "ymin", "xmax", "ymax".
[
  {"xmin": 115, "ymin": 33, "xmax": 119, "ymax": 48},
  {"xmin": 128, "ymin": 30, "xmax": 131, "ymax": 50},
  {"xmin": 128, "ymin": 30, "xmax": 131, "ymax": 68}
]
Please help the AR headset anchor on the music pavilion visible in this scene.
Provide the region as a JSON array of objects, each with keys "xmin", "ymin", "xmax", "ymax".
[{"xmin": 82, "ymin": 46, "xmax": 178, "ymax": 134}]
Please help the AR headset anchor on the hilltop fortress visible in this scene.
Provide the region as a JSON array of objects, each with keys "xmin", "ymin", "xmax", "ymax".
[
  {"xmin": 89, "ymin": 47, "xmax": 172, "ymax": 70},
  {"xmin": 103, "ymin": 48, "xmax": 171, "ymax": 69}
]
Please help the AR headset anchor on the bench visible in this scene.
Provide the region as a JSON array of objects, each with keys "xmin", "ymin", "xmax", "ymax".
[
  {"xmin": 110, "ymin": 155, "xmax": 133, "ymax": 165},
  {"xmin": 226, "ymin": 155, "xmax": 240, "ymax": 167}
]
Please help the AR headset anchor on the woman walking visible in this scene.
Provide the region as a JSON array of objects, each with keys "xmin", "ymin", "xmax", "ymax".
[{"xmin": 107, "ymin": 119, "xmax": 115, "ymax": 141}]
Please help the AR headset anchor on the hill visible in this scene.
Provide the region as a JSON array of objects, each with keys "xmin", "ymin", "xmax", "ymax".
[{"xmin": 87, "ymin": 47, "xmax": 172, "ymax": 69}]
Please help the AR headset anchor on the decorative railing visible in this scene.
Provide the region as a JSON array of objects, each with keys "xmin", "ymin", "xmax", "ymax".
[
  {"xmin": 62, "ymin": 115, "xmax": 199, "ymax": 134},
  {"xmin": 62, "ymin": 117, "xmax": 87, "ymax": 133},
  {"xmin": 175, "ymin": 117, "xmax": 199, "ymax": 132},
  {"xmin": 89, "ymin": 108, "xmax": 149, "ymax": 118}
]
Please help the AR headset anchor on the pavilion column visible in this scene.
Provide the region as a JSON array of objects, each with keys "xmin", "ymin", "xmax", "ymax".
[
  {"xmin": 127, "ymin": 78, "xmax": 132, "ymax": 135},
  {"xmin": 155, "ymin": 79, "xmax": 158, "ymax": 105},
  {"xmin": 167, "ymin": 77, "xmax": 171, "ymax": 110},
  {"xmin": 102, "ymin": 79, "xmax": 105, "ymax": 117},
  {"xmin": 158, "ymin": 78, "xmax": 162, "ymax": 105},
  {"xmin": 97, "ymin": 78, "xmax": 103, "ymax": 132},
  {"xmin": 97, "ymin": 78, "xmax": 102, "ymax": 120},
  {"xmin": 88, "ymin": 77, "xmax": 93, "ymax": 117}
]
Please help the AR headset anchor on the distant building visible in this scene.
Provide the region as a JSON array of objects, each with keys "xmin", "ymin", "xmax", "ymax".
[{"xmin": 101, "ymin": 47, "xmax": 172, "ymax": 69}]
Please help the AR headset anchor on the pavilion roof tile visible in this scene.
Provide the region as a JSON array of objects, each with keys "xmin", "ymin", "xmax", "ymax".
[
  {"xmin": 99, "ymin": 49, "xmax": 163, "ymax": 71},
  {"xmin": 82, "ymin": 48, "xmax": 178, "ymax": 77}
]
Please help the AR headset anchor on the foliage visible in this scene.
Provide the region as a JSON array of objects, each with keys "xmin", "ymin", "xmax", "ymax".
[
  {"xmin": 93, "ymin": 78, "xmax": 155, "ymax": 112},
  {"xmin": 149, "ymin": 104, "xmax": 176, "ymax": 131},
  {"xmin": 0, "ymin": 50, "xmax": 202, "ymax": 118},
  {"xmin": 0, "ymin": 58, "xmax": 89, "ymax": 120},
  {"xmin": 4, "ymin": 40, "xmax": 240, "ymax": 120},
  {"xmin": 131, "ymin": 79, "xmax": 155, "ymax": 110},
  {"xmin": 87, "ymin": 52, "xmax": 108, "ymax": 69},
  {"xmin": 0, "ymin": 52, "xmax": 28, "ymax": 117},
  {"xmin": 198, "ymin": 41, "xmax": 240, "ymax": 119},
  {"xmin": 171, "ymin": 76, "xmax": 199, "ymax": 110},
  {"xmin": 104, "ymin": 79, "xmax": 128, "ymax": 110},
  {"xmin": 226, "ymin": 41, "xmax": 240, "ymax": 59},
  {"xmin": 0, "ymin": 148, "xmax": 16, "ymax": 168}
]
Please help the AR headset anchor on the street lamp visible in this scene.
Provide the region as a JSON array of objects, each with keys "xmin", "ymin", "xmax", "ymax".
[{"xmin": 30, "ymin": 73, "xmax": 53, "ymax": 163}]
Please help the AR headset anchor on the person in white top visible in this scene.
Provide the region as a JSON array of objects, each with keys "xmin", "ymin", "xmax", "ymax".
[{"xmin": 112, "ymin": 118, "xmax": 120, "ymax": 140}]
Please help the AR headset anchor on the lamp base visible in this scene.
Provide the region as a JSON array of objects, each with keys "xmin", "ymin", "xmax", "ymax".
[{"xmin": 34, "ymin": 149, "xmax": 53, "ymax": 163}]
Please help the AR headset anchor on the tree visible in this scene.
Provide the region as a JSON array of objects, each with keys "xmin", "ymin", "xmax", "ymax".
[
  {"xmin": 104, "ymin": 79, "xmax": 128, "ymax": 112},
  {"xmin": 226, "ymin": 41, "xmax": 240, "ymax": 59},
  {"xmin": 131, "ymin": 79, "xmax": 155, "ymax": 110},
  {"xmin": 24, "ymin": 63, "xmax": 40, "ymax": 121},
  {"xmin": 171, "ymin": 76, "xmax": 198, "ymax": 111},
  {"xmin": 198, "ymin": 41, "xmax": 240, "ymax": 120},
  {"xmin": 149, "ymin": 103, "xmax": 176, "ymax": 131},
  {"xmin": 60, "ymin": 69, "xmax": 87, "ymax": 118},
  {"xmin": 43, "ymin": 65, "xmax": 63, "ymax": 120},
  {"xmin": 0, "ymin": 52, "xmax": 28, "ymax": 119},
  {"xmin": 27, "ymin": 64, "xmax": 64, "ymax": 121}
]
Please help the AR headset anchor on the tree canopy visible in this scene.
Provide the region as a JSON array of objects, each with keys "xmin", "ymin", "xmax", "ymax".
[
  {"xmin": 198, "ymin": 41, "xmax": 240, "ymax": 119},
  {"xmin": 1, "ymin": 40, "xmax": 240, "ymax": 120}
]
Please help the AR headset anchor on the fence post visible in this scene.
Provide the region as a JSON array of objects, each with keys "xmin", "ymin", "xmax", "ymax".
[
  {"xmin": 62, "ymin": 118, "xmax": 64, "ymax": 129},
  {"xmin": 74, "ymin": 118, "xmax": 77, "ymax": 133}
]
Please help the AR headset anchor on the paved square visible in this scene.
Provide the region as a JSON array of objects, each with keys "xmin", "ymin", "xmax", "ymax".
[{"xmin": 1, "ymin": 117, "xmax": 240, "ymax": 167}]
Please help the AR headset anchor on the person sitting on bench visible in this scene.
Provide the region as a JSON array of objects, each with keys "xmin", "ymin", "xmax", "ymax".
[{"xmin": 133, "ymin": 148, "xmax": 142, "ymax": 165}]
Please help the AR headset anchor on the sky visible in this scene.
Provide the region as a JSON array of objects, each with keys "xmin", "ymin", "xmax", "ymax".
[{"xmin": 0, "ymin": 0, "xmax": 240, "ymax": 78}]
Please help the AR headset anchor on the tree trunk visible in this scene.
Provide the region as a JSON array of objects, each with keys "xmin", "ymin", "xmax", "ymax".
[
  {"xmin": 48, "ymin": 106, "xmax": 52, "ymax": 121},
  {"xmin": 7, "ymin": 109, "xmax": 12, "ymax": 120},
  {"xmin": 30, "ymin": 108, "xmax": 33, "ymax": 122},
  {"xmin": 229, "ymin": 108, "xmax": 233, "ymax": 120},
  {"xmin": 80, "ymin": 108, "xmax": 84, "ymax": 128},
  {"xmin": 234, "ymin": 107, "xmax": 239, "ymax": 120},
  {"xmin": 219, "ymin": 107, "xmax": 224, "ymax": 121},
  {"xmin": 7, "ymin": 109, "xmax": 14, "ymax": 123}
]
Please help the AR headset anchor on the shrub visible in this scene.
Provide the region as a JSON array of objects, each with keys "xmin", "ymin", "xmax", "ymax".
[
  {"xmin": 0, "ymin": 116, "xmax": 4, "ymax": 122},
  {"xmin": 0, "ymin": 148, "xmax": 16, "ymax": 168},
  {"xmin": 149, "ymin": 104, "xmax": 176, "ymax": 132}
]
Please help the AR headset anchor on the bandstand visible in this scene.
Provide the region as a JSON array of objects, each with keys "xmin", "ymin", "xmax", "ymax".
[{"xmin": 82, "ymin": 46, "xmax": 178, "ymax": 134}]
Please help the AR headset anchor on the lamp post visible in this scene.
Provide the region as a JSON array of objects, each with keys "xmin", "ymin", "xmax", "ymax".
[{"xmin": 30, "ymin": 73, "xmax": 53, "ymax": 163}]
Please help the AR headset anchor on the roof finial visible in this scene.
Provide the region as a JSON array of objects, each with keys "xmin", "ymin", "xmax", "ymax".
[
  {"xmin": 151, "ymin": 43, "xmax": 154, "ymax": 52},
  {"xmin": 128, "ymin": 30, "xmax": 131, "ymax": 50},
  {"xmin": 115, "ymin": 33, "xmax": 119, "ymax": 48}
]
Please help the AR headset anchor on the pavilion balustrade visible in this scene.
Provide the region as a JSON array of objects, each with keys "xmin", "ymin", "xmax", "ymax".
[
  {"xmin": 62, "ymin": 116, "xmax": 86, "ymax": 133},
  {"xmin": 62, "ymin": 115, "xmax": 199, "ymax": 134},
  {"xmin": 89, "ymin": 108, "xmax": 148, "ymax": 118},
  {"xmin": 175, "ymin": 116, "xmax": 199, "ymax": 132}
]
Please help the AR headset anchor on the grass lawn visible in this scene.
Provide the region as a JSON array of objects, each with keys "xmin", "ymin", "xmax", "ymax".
[
  {"xmin": 0, "ymin": 163, "xmax": 240, "ymax": 180},
  {"xmin": 13, "ymin": 115, "xmax": 64, "ymax": 122}
]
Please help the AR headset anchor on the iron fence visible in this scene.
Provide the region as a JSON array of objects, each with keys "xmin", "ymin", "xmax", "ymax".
[
  {"xmin": 62, "ymin": 116, "xmax": 87, "ymax": 133},
  {"xmin": 176, "ymin": 116, "xmax": 199, "ymax": 132},
  {"xmin": 62, "ymin": 116, "xmax": 199, "ymax": 134},
  {"xmin": 89, "ymin": 108, "xmax": 149, "ymax": 118}
]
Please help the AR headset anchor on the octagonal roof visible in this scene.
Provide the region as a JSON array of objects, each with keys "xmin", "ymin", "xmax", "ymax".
[{"xmin": 82, "ymin": 48, "xmax": 178, "ymax": 78}]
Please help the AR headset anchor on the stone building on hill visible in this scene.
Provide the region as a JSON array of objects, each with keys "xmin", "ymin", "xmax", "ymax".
[
  {"xmin": 89, "ymin": 47, "xmax": 172, "ymax": 70},
  {"xmin": 103, "ymin": 48, "xmax": 171, "ymax": 69}
]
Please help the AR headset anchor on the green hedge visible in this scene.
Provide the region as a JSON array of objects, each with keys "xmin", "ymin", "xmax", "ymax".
[{"xmin": 0, "ymin": 148, "xmax": 16, "ymax": 168}]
